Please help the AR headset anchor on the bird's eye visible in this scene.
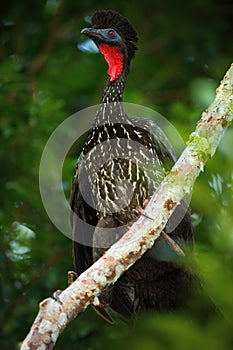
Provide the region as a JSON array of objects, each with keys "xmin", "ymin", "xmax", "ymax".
[{"xmin": 108, "ymin": 30, "xmax": 116, "ymax": 38}]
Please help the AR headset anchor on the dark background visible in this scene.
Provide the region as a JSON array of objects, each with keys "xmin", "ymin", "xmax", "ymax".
[{"xmin": 1, "ymin": 0, "xmax": 233, "ymax": 349}]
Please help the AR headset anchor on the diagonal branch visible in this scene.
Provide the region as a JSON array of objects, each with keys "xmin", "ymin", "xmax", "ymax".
[{"xmin": 20, "ymin": 63, "xmax": 233, "ymax": 350}]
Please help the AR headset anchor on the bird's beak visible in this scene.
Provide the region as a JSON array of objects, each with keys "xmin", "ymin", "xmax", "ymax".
[{"xmin": 81, "ymin": 28, "xmax": 104, "ymax": 41}]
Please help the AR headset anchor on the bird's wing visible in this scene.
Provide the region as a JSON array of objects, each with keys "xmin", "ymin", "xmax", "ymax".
[
  {"xmin": 131, "ymin": 117, "xmax": 177, "ymax": 166},
  {"xmin": 70, "ymin": 154, "xmax": 96, "ymax": 275}
]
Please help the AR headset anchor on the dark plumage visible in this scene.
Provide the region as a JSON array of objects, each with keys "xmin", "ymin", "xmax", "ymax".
[
  {"xmin": 92, "ymin": 10, "xmax": 138, "ymax": 60},
  {"xmin": 71, "ymin": 10, "xmax": 196, "ymax": 322},
  {"xmin": 92, "ymin": 10, "xmax": 138, "ymax": 43}
]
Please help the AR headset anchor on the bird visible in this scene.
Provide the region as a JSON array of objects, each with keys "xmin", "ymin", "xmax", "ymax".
[{"xmin": 70, "ymin": 9, "xmax": 195, "ymax": 323}]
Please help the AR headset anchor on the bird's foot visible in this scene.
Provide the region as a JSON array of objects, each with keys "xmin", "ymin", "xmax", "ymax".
[
  {"xmin": 93, "ymin": 296, "xmax": 105, "ymax": 307},
  {"xmin": 133, "ymin": 207, "xmax": 154, "ymax": 220},
  {"xmin": 134, "ymin": 206, "xmax": 185, "ymax": 257},
  {"xmin": 67, "ymin": 270, "xmax": 78, "ymax": 285},
  {"xmin": 52, "ymin": 289, "xmax": 63, "ymax": 304}
]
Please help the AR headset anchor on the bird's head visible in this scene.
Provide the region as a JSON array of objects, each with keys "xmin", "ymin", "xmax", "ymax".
[{"xmin": 81, "ymin": 10, "xmax": 138, "ymax": 82}]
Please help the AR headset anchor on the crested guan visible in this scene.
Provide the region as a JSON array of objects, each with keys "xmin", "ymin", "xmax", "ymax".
[{"xmin": 70, "ymin": 10, "xmax": 196, "ymax": 322}]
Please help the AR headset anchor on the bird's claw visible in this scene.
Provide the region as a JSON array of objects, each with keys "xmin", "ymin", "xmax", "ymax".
[
  {"xmin": 67, "ymin": 270, "xmax": 78, "ymax": 285},
  {"xmin": 52, "ymin": 289, "xmax": 63, "ymax": 304}
]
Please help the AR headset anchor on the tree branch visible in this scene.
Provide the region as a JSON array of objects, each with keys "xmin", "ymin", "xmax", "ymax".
[{"xmin": 20, "ymin": 63, "xmax": 233, "ymax": 349}]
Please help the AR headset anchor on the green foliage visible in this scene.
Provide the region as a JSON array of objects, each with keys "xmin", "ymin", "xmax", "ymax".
[
  {"xmin": 0, "ymin": 1, "xmax": 233, "ymax": 349},
  {"xmin": 114, "ymin": 312, "xmax": 233, "ymax": 350}
]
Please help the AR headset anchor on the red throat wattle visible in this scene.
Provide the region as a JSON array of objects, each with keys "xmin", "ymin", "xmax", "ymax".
[{"xmin": 99, "ymin": 44, "xmax": 123, "ymax": 82}]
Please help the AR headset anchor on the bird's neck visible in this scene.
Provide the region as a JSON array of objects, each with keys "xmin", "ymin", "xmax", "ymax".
[
  {"xmin": 99, "ymin": 44, "xmax": 130, "ymax": 103},
  {"xmin": 101, "ymin": 74, "xmax": 126, "ymax": 103},
  {"xmin": 93, "ymin": 66, "xmax": 130, "ymax": 125},
  {"xmin": 93, "ymin": 72, "xmax": 131, "ymax": 126},
  {"xmin": 93, "ymin": 44, "xmax": 131, "ymax": 125}
]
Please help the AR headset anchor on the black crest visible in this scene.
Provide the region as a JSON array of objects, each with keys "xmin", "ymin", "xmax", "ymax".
[{"xmin": 92, "ymin": 10, "xmax": 138, "ymax": 58}]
